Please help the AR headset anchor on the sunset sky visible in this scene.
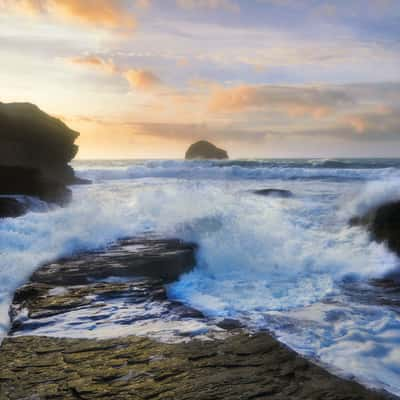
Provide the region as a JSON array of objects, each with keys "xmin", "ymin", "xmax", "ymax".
[{"xmin": 1, "ymin": 0, "xmax": 399, "ymax": 159}]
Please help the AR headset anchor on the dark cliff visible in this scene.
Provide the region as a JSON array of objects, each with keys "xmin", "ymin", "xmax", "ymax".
[{"xmin": 0, "ymin": 102, "xmax": 85, "ymax": 216}]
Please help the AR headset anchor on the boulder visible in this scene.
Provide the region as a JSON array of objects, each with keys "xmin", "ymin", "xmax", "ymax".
[
  {"xmin": 185, "ymin": 140, "xmax": 228, "ymax": 160},
  {"xmin": 0, "ymin": 102, "xmax": 85, "ymax": 209},
  {"xmin": 350, "ymin": 200, "xmax": 400, "ymax": 256}
]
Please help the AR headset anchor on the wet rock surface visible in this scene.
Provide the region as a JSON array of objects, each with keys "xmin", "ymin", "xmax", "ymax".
[
  {"xmin": 30, "ymin": 238, "xmax": 197, "ymax": 285},
  {"xmin": 0, "ymin": 333, "xmax": 392, "ymax": 400},
  {"xmin": 0, "ymin": 237, "xmax": 395, "ymax": 399},
  {"xmin": 8, "ymin": 238, "xmax": 217, "ymax": 342}
]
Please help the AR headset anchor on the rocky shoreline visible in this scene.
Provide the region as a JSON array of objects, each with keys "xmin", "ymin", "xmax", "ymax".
[{"xmin": 0, "ymin": 236, "xmax": 396, "ymax": 399}]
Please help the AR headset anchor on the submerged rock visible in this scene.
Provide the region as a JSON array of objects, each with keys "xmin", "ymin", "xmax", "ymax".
[
  {"xmin": 350, "ymin": 200, "xmax": 400, "ymax": 256},
  {"xmin": 253, "ymin": 188, "xmax": 293, "ymax": 198},
  {"xmin": 0, "ymin": 102, "xmax": 87, "ymax": 211},
  {"xmin": 185, "ymin": 140, "xmax": 228, "ymax": 160}
]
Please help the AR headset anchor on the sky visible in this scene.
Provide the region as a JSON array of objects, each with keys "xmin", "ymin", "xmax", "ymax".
[{"xmin": 0, "ymin": 0, "xmax": 399, "ymax": 159}]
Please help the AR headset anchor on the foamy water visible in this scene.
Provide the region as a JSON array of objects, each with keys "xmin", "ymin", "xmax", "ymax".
[{"xmin": 1, "ymin": 159, "xmax": 400, "ymax": 395}]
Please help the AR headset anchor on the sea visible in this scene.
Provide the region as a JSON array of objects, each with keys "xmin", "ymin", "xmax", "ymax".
[{"xmin": 1, "ymin": 158, "xmax": 400, "ymax": 395}]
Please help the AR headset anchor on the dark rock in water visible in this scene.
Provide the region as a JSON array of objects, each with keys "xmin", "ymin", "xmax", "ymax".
[
  {"xmin": 185, "ymin": 140, "xmax": 228, "ymax": 160},
  {"xmin": 0, "ymin": 197, "xmax": 28, "ymax": 218},
  {"xmin": 0, "ymin": 102, "xmax": 86, "ymax": 208},
  {"xmin": 350, "ymin": 201, "xmax": 400, "ymax": 256},
  {"xmin": 216, "ymin": 318, "xmax": 244, "ymax": 330},
  {"xmin": 8, "ymin": 237, "xmax": 216, "ymax": 342},
  {"xmin": 31, "ymin": 238, "xmax": 197, "ymax": 285},
  {"xmin": 253, "ymin": 188, "xmax": 293, "ymax": 198}
]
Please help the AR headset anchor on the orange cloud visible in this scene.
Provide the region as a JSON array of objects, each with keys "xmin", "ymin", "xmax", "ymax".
[
  {"xmin": 12, "ymin": 0, "xmax": 45, "ymax": 15},
  {"xmin": 69, "ymin": 55, "xmax": 119, "ymax": 74},
  {"xmin": 124, "ymin": 69, "xmax": 162, "ymax": 91},
  {"xmin": 286, "ymin": 105, "xmax": 331, "ymax": 119},
  {"xmin": 209, "ymin": 85, "xmax": 261, "ymax": 111},
  {"xmin": 208, "ymin": 85, "xmax": 350, "ymax": 118},
  {"xmin": 5, "ymin": 0, "xmax": 135, "ymax": 30},
  {"xmin": 345, "ymin": 115, "xmax": 367, "ymax": 133},
  {"xmin": 67, "ymin": 54, "xmax": 161, "ymax": 91},
  {"xmin": 135, "ymin": 0, "xmax": 152, "ymax": 8}
]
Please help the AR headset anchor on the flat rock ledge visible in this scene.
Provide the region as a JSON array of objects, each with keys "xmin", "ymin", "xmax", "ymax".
[
  {"xmin": 0, "ymin": 333, "xmax": 392, "ymax": 400},
  {"xmin": 0, "ymin": 237, "xmax": 395, "ymax": 400}
]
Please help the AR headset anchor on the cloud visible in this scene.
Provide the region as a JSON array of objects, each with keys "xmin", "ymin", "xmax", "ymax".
[
  {"xmin": 124, "ymin": 69, "xmax": 162, "ymax": 90},
  {"xmin": 67, "ymin": 54, "xmax": 161, "ymax": 91},
  {"xmin": 3, "ymin": 0, "xmax": 135, "ymax": 30},
  {"xmin": 345, "ymin": 115, "xmax": 367, "ymax": 134},
  {"xmin": 176, "ymin": 0, "xmax": 239, "ymax": 12},
  {"xmin": 135, "ymin": 0, "xmax": 152, "ymax": 9},
  {"xmin": 128, "ymin": 121, "xmax": 265, "ymax": 142},
  {"xmin": 343, "ymin": 107, "xmax": 399, "ymax": 136},
  {"xmin": 130, "ymin": 0, "xmax": 240, "ymax": 12},
  {"xmin": 208, "ymin": 84, "xmax": 353, "ymax": 118},
  {"xmin": 64, "ymin": 114, "xmax": 265, "ymax": 144},
  {"xmin": 68, "ymin": 55, "xmax": 119, "ymax": 74}
]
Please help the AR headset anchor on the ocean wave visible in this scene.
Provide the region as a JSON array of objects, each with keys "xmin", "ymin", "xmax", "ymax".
[{"xmin": 74, "ymin": 159, "xmax": 400, "ymax": 183}]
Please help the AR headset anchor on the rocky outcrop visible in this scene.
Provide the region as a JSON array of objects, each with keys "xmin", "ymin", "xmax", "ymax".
[
  {"xmin": 0, "ymin": 102, "xmax": 86, "ymax": 216},
  {"xmin": 350, "ymin": 200, "xmax": 400, "ymax": 257},
  {"xmin": 253, "ymin": 189, "xmax": 293, "ymax": 198},
  {"xmin": 8, "ymin": 237, "xmax": 207, "ymax": 340},
  {"xmin": 0, "ymin": 236, "xmax": 394, "ymax": 399},
  {"xmin": 185, "ymin": 140, "xmax": 228, "ymax": 160}
]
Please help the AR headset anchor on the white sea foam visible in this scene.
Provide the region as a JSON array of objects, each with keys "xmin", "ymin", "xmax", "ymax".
[{"xmin": 1, "ymin": 159, "xmax": 400, "ymax": 395}]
